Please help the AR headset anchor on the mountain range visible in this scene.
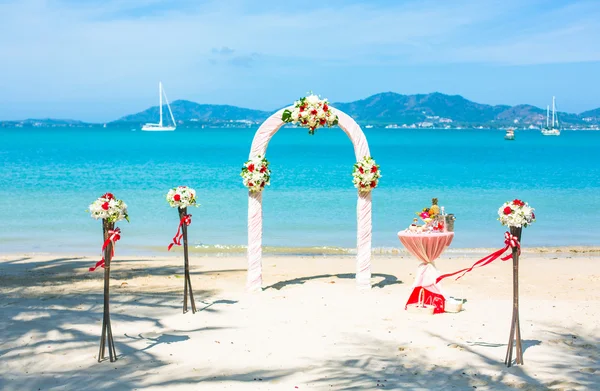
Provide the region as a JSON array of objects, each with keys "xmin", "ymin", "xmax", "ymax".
[
  {"xmin": 115, "ymin": 92, "xmax": 600, "ymax": 128},
  {"xmin": 3, "ymin": 92, "xmax": 600, "ymax": 128}
]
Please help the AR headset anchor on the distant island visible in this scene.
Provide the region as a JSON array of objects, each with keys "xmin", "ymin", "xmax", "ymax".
[{"xmin": 2, "ymin": 92, "xmax": 600, "ymax": 130}]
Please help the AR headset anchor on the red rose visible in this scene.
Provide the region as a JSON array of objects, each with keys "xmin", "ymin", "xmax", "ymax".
[
  {"xmin": 503, "ymin": 206, "xmax": 512, "ymax": 215},
  {"xmin": 370, "ymin": 181, "xmax": 377, "ymax": 188},
  {"xmin": 248, "ymin": 182, "xmax": 254, "ymax": 187},
  {"xmin": 260, "ymin": 182, "xmax": 265, "ymax": 187},
  {"xmin": 101, "ymin": 202, "xmax": 109, "ymax": 210},
  {"xmin": 260, "ymin": 166, "xmax": 266, "ymax": 173},
  {"xmin": 532, "ymin": 212, "xmax": 536, "ymax": 219},
  {"xmin": 371, "ymin": 166, "xmax": 378, "ymax": 173},
  {"xmin": 512, "ymin": 199, "xmax": 525, "ymax": 207},
  {"xmin": 311, "ymin": 109, "xmax": 318, "ymax": 115},
  {"xmin": 323, "ymin": 104, "xmax": 328, "ymax": 111},
  {"xmin": 360, "ymin": 183, "xmax": 366, "ymax": 188},
  {"xmin": 103, "ymin": 193, "xmax": 114, "ymax": 200},
  {"xmin": 359, "ymin": 167, "xmax": 364, "ymax": 174},
  {"xmin": 319, "ymin": 119, "xmax": 326, "ymax": 125},
  {"xmin": 247, "ymin": 163, "xmax": 254, "ymax": 172},
  {"xmin": 174, "ymin": 194, "xmax": 181, "ymax": 201}
]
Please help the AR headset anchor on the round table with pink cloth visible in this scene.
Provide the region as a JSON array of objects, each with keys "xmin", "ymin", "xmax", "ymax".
[{"xmin": 397, "ymin": 231, "xmax": 455, "ymax": 314}]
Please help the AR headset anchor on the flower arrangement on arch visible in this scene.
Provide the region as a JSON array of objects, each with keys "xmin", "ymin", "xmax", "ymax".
[
  {"xmin": 241, "ymin": 155, "xmax": 271, "ymax": 192},
  {"xmin": 166, "ymin": 186, "xmax": 198, "ymax": 209},
  {"xmin": 498, "ymin": 199, "xmax": 535, "ymax": 228},
  {"xmin": 352, "ymin": 156, "xmax": 381, "ymax": 192},
  {"xmin": 281, "ymin": 94, "xmax": 339, "ymax": 135},
  {"xmin": 88, "ymin": 193, "xmax": 129, "ymax": 223}
]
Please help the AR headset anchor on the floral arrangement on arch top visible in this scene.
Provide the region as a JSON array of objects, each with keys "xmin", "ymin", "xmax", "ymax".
[{"xmin": 281, "ymin": 94, "xmax": 339, "ymax": 135}]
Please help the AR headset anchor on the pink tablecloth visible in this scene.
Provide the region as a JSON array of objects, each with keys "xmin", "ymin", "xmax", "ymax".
[
  {"xmin": 397, "ymin": 231, "xmax": 455, "ymax": 313},
  {"xmin": 397, "ymin": 231, "xmax": 454, "ymax": 264}
]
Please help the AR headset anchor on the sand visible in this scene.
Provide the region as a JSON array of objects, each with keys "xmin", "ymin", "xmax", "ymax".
[{"xmin": 1, "ymin": 251, "xmax": 599, "ymax": 390}]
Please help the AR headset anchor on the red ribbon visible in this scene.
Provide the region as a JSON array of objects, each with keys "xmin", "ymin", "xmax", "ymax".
[
  {"xmin": 168, "ymin": 214, "xmax": 192, "ymax": 251},
  {"xmin": 89, "ymin": 228, "xmax": 121, "ymax": 272},
  {"xmin": 436, "ymin": 232, "xmax": 520, "ymax": 283}
]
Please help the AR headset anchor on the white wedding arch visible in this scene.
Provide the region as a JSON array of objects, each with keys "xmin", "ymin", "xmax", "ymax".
[{"xmin": 246, "ymin": 106, "xmax": 373, "ymax": 291}]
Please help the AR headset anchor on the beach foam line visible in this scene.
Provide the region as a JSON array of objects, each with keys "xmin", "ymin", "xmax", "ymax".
[{"xmin": 138, "ymin": 243, "xmax": 600, "ymax": 256}]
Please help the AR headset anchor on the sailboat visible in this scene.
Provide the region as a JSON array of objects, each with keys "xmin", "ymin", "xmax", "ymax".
[
  {"xmin": 141, "ymin": 82, "xmax": 176, "ymax": 131},
  {"xmin": 541, "ymin": 96, "xmax": 560, "ymax": 136}
]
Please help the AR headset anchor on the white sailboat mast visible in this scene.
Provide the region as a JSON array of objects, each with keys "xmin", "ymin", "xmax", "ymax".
[
  {"xmin": 159, "ymin": 82, "xmax": 163, "ymax": 127},
  {"xmin": 162, "ymin": 87, "xmax": 176, "ymax": 127},
  {"xmin": 546, "ymin": 105, "xmax": 549, "ymax": 128},
  {"xmin": 552, "ymin": 96, "xmax": 556, "ymax": 128}
]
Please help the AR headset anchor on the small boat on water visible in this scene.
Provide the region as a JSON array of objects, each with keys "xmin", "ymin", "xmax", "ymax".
[
  {"xmin": 141, "ymin": 82, "xmax": 176, "ymax": 132},
  {"xmin": 541, "ymin": 96, "xmax": 560, "ymax": 136},
  {"xmin": 504, "ymin": 128, "xmax": 515, "ymax": 140}
]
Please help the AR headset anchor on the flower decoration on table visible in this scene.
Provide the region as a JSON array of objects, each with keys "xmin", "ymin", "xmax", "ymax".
[
  {"xmin": 407, "ymin": 198, "xmax": 448, "ymax": 233},
  {"xmin": 352, "ymin": 156, "xmax": 381, "ymax": 192},
  {"xmin": 281, "ymin": 94, "xmax": 339, "ymax": 135},
  {"xmin": 88, "ymin": 192, "xmax": 129, "ymax": 223},
  {"xmin": 166, "ymin": 186, "xmax": 198, "ymax": 209},
  {"xmin": 498, "ymin": 199, "xmax": 535, "ymax": 228},
  {"xmin": 241, "ymin": 155, "xmax": 271, "ymax": 192}
]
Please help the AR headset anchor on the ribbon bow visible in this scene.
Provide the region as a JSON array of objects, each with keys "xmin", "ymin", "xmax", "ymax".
[
  {"xmin": 89, "ymin": 228, "xmax": 121, "ymax": 272},
  {"xmin": 168, "ymin": 214, "xmax": 192, "ymax": 251},
  {"xmin": 436, "ymin": 231, "xmax": 520, "ymax": 283},
  {"xmin": 504, "ymin": 232, "xmax": 520, "ymax": 251}
]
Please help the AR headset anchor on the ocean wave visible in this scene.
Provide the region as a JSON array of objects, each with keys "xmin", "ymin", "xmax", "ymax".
[{"xmin": 138, "ymin": 244, "xmax": 600, "ymax": 256}]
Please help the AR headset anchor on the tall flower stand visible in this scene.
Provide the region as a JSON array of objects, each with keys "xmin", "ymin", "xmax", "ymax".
[
  {"xmin": 505, "ymin": 226, "xmax": 524, "ymax": 366},
  {"xmin": 98, "ymin": 219, "xmax": 117, "ymax": 362},
  {"xmin": 178, "ymin": 207, "xmax": 196, "ymax": 314}
]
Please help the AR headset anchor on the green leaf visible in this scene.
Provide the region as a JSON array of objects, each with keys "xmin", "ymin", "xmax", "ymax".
[{"xmin": 282, "ymin": 110, "xmax": 292, "ymax": 122}]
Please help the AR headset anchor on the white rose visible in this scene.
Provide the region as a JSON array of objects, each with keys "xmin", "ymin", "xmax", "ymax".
[{"xmin": 306, "ymin": 95, "xmax": 319, "ymax": 104}]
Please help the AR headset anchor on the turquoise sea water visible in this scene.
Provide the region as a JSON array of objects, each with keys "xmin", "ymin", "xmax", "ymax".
[{"xmin": 0, "ymin": 126, "xmax": 599, "ymax": 254}]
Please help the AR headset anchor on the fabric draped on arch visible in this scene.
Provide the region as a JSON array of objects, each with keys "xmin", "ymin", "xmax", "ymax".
[{"xmin": 247, "ymin": 106, "xmax": 373, "ymax": 291}]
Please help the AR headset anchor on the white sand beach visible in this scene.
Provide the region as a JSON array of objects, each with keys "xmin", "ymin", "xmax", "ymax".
[{"xmin": 1, "ymin": 251, "xmax": 599, "ymax": 390}]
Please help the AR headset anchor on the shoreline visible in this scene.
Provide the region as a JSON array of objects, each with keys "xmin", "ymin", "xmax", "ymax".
[{"xmin": 2, "ymin": 244, "xmax": 599, "ymax": 258}]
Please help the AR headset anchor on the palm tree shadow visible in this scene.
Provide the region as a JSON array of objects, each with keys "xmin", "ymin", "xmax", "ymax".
[{"xmin": 264, "ymin": 273, "xmax": 402, "ymax": 291}]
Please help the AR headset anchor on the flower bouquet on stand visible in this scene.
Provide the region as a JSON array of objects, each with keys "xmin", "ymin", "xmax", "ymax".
[
  {"xmin": 166, "ymin": 186, "xmax": 198, "ymax": 314},
  {"xmin": 88, "ymin": 192, "xmax": 129, "ymax": 362},
  {"xmin": 498, "ymin": 199, "xmax": 535, "ymax": 367}
]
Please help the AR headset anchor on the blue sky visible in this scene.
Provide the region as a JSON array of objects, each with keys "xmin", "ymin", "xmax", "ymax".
[{"xmin": 0, "ymin": 0, "xmax": 599, "ymax": 122}]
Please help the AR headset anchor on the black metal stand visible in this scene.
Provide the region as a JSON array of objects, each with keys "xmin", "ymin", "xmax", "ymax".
[
  {"xmin": 179, "ymin": 207, "xmax": 196, "ymax": 314},
  {"xmin": 98, "ymin": 219, "xmax": 117, "ymax": 362},
  {"xmin": 505, "ymin": 226, "xmax": 523, "ymax": 367}
]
